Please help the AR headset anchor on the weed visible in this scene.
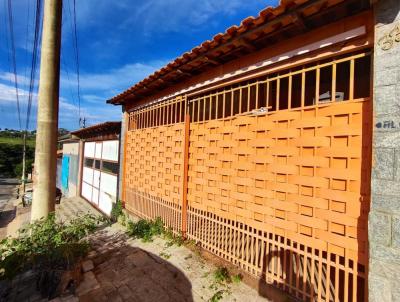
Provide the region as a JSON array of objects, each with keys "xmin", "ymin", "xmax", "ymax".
[
  {"xmin": 163, "ymin": 228, "xmax": 184, "ymax": 247},
  {"xmin": 231, "ymin": 273, "xmax": 242, "ymax": 284},
  {"xmin": 209, "ymin": 290, "xmax": 225, "ymax": 302},
  {"xmin": 126, "ymin": 217, "xmax": 164, "ymax": 242},
  {"xmin": 213, "ymin": 266, "xmax": 230, "ymax": 283},
  {"xmin": 159, "ymin": 251, "xmax": 171, "ymax": 259},
  {"xmin": 111, "ymin": 200, "xmax": 123, "ymax": 221},
  {"xmin": 117, "ymin": 213, "xmax": 127, "ymax": 226}
]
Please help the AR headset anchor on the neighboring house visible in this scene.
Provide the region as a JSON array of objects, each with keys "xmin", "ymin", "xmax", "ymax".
[
  {"xmin": 57, "ymin": 122, "xmax": 121, "ymax": 216},
  {"xmin": 71, "ymin": 122, "xmax": 121, "ymax": 216},
  {"xmin": 57, "ymin": 134, "xmax": 80, "ymax": 197},
  {"xmin": 107, "ymin": 1, "xmax": 400, "ymax": 301}
]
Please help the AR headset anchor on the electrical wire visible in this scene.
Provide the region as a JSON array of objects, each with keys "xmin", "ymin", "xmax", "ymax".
[
  {"xmin": 6, "ymin": 0, "xmax": 22, "ymax": 130},
  {"xmin": 25, "ymin": 0, "xmax": 42, "ymax": 131},
  {"xmin": 72, "ymin": 0, "xmax": 81, "ymax": 120}
]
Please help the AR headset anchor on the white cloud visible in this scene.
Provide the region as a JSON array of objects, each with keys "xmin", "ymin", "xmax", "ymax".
[
  {"xmin": 0, "ymin": 72, "xmax": 32, "ymax": 89},
  {"xmin": 72, "ymin": 0, "xmax": 270, "ymax": 34},
  {"xmin": 61, "ymin": 60, "xmax": 168, "ymax": 98},
  {"xmin": 0, "ymin": 73, "xmax": 120, "ymax": 130}
]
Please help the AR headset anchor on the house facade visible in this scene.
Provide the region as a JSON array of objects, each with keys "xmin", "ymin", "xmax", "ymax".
[
  {"xmin": 108, "ymin": 0, "xmax": 400, "ymax": 300},
  {"xmin": 57, "ymin": 122, "xmax": 121, "ymax": 216}
]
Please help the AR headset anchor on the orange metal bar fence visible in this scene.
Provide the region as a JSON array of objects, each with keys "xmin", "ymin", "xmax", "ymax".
[{"xmin": 124, "ymin": 51, "xmax": 372, "ymax": 301}]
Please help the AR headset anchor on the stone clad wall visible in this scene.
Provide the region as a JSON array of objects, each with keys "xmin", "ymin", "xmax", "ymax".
[{"xmin": 370, "ymin": 1, "xmax": 400, "ymax": 301}]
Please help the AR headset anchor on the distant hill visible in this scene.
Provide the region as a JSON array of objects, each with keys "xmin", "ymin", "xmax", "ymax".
[{"xmin": 0, "ymin": 128, "xmax": 69, "ymax": 178}]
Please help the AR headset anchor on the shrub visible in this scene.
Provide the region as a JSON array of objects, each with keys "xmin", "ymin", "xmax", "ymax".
[
  {"xmin": 0, "ymin": 213, "xmax": 102, "ymax": 297},
  {"xmin": 127, "ymin": 217, "xmax": 164, "ymax": 242}
]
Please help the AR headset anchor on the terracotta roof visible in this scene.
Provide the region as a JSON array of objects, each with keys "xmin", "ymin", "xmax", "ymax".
[
  {"xmin": 71, "ymin": 121, "xmax": 121, "ymax": 138},
  {"xmin": 107, "ymin": 0, "xmax": 369, "ymax": 105}
]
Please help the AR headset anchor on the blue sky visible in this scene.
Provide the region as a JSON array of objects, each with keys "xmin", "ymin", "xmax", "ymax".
[{"xmin": 0, "ymin": 0, "xmax": 277, "ymax": 130}]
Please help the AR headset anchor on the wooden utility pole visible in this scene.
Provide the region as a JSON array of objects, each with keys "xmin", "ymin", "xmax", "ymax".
[{"xmin": 31, "ymin": 0, "xmax": 62, "ymax": 221}]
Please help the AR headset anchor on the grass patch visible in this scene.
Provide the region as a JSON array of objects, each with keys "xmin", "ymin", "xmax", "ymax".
[{"xmin": 0, "ymin": 137, "xmax": 35, "ymax": 147}]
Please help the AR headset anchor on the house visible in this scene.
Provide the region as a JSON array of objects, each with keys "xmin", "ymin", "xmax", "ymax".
[
  {"xmin": 107, "ymin": 0, "xmax": 400, "ymax": 300},
  {"xmin": 58, "ymin": 122, "xmax": 121, "ymax": 216},
  {"xmin": 57, "ymin": 133, "xmax": 80, "ymax": 197}
]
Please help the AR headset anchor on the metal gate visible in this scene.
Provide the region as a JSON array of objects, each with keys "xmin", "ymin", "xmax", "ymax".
[
  {"xmin": 82, "ymin": 140, "xmax": 119, "ymax": 215},
  {"xmin": 123, "ymin": 51, "xmax": 372, "ymax": 301}
]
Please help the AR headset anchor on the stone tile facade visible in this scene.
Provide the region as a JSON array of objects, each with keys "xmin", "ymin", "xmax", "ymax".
[{"xmin": 370, "ymin": 1, "xmax": 400, "ymax": 301}]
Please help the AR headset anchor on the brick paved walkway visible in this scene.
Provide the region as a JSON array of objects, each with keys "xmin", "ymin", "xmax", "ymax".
[
  {"xmin": 1, "ymin": 197, "xmax": 282, "ymax": 301},
  {"xmin": 75, "ymin": 224, "xmax": 272, "ymax": 302}
]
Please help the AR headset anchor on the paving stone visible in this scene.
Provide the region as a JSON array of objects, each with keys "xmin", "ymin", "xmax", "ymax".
[
  {"xmin": 129, "ymin": 250, "xmax": 153, "ymax": 267},
  {"xmin": 106, "ymin": 290, "xmax": 123, "ymax": 302},
  {"xmin": 82, "ymin": 260, "xmax": 94, "ymax": 273},
  {"xmin": 76, "ymin": 271, "xmax": 100, "ymax": 296},
  {"xmin": 78, "ymin": 288, "xmax": 108, "ymax": 302},
  {"xmin": 117, "ymin": 284, "xmax": 133, "ymax": 301},
  {"xmin": 60, "ymin": 295, "xmax": 79, "ymax": 302}
]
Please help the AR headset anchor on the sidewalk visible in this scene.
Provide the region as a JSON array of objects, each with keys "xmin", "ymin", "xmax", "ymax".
[
  {"xmin": 1, "ymin": 196, "xmax": 287, "ymax": 302},
  {"xmin": 0, "ymin": 178, "xmax": 19, "ymax": 239},
  {"xmin": 73, "ymin": 224, "xmax": 275, "ymax": 302},
  {"xmin": 5, "ymin": 195, "xmax": 102, "ymax": 238}
]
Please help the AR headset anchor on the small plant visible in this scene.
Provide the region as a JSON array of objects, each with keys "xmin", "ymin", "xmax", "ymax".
[
  {"xmin": 209, "ymin": 290, "xmax": 225, "ymax": 302},
  {"xmin": 159, "ymin": 251, "xmax": 171, "ymax": 259},
  {"xmin": 231, "ymin": 273, "xmax": 242, "ymax": 284},
  {"xmin": 126, "ymin": 217, "xmax": 164, "ymax": 242},
  {"xmin": 208, "ymin": 267, "xmax": 237, "ymax": 301},
  {"xmin": 117, "ymin": 213, "xmax": 127, "ymax": 226},
  {"xmin": 111, "ymin": 200, "xmax": 123, "ymax": 221},
  {"xmin": 164, "ymin": 232, "xmax": 184, "ymax": 247},
  {"xmin": 213, "ymin": 266, "xmax": 230, "ymax": 283}
]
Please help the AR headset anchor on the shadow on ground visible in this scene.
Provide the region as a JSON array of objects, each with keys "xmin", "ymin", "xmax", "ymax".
[
  {"xmin": 0, "ymin": 208, "xmax": 16, "ymax": 228},
  {"xmin": 0, "ymin": 230, "xmax": 194, "ymax": 302},
  {"xmin": 77, "ymin": 230, "xmax": 194, "ymax": 302}
]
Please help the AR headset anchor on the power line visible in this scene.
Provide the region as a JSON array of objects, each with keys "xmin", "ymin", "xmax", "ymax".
[
  {"xmin": 23, "ymin": 0, "xmax": 31, "ymax": 84},
  {"xmin": 6, "ymin": 0, "xmax": 22, "ymax": 130},
  {"xmin": 69, "ymin": 0, "xmax": 81, "ymax": 120},
  {"xmin": 25, "ymin": 0, "xmax": 42, "ymax": 130},
  {"xmin": 60, "ymin": 1, "xmax": 80, "ymax": 127}
]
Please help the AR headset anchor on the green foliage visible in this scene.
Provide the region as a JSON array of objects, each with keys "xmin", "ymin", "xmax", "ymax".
[
  {"xmin": 111, "ymin": 200, "xmax": 123, "ymax": 221},
  {"xmin": 159, "ymin": 251, "xmax": 171, "ymax": 259},
  {"xmin": 0, "ymin": 141, "xmax": 35, "ymax": 177},
  {"xmin": 14, "ymin": 158, "xmax": 34, "ymax": 179},
  {"xmin": 0, "ymin": 213, "xmax": 102, "ymax": 280},
  {"xmin": 126, "ymin": 217, "xmax": 164, "ymax": 242},
  {"xmin": 209, "ymin": 290, "xmax": 225, "ymax": 302},
  {"xmin": 118, "ymin": 213, "xmax": 127, "ymax": 226},
  {"xmin": 163, "ymin": 227, "xmax": 184, "ymax": 247},
  {"xmin": 231, "ymin": 273, "xmax": 242, "ymax": 284},
  {"xmin": 213, "ymin": 267, "xmax": 230, "ymax": 283},
  {"xmin": 208, "ymin": 267, "xmax": 237, "ymax": 301}
]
